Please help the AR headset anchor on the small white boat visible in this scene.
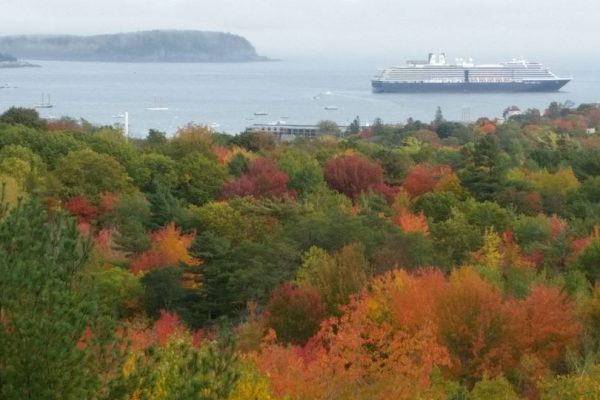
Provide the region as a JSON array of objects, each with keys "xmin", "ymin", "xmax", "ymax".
[
  {"xmin": 254, "ymin": 111, "xmax": 268, "ymax": 116},
  {"xmin": 34, "ymin": 93, "xmax": 53, "ymax": 108},
  {"xmin": 324, "ymin": 106, "xmax": 338, "ymax": 110},
  {"xmin": 145, "ymin": 98, "xmax": 169, "ymax": 111}
]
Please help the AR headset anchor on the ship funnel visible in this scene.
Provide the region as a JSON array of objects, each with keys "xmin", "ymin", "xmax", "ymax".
[
  {"xmin": 439, "ymin": 53, "xmax": 446, "ymax": 65},
  {"xmin": 428, "ymin": 53, "xmax": 435, "ymax": 64}
]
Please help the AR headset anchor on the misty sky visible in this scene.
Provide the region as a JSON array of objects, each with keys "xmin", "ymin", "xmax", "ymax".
[{"xmin": 1, "ymin": 0, "xmax": 598, "ymax": 65}]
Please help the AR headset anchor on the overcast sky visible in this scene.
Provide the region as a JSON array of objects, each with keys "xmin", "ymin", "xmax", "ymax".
[{"xmin": 1, "ymin": 0, "xmax": 598, "ymax": 65}]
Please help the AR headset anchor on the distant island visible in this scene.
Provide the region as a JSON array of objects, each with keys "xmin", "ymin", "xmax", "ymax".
[
  {"xmin": 0, "ymin": 30, "xmax": 270, "ymax": 62},
  {"xmin": 0, "ymin": 51, "xmax": 38, "ymax": 68}
]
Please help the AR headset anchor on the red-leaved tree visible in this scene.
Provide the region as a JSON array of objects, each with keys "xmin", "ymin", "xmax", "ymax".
[
  {"xmin": 403, "ymin": 164, "xmax": 453, "ymax": 198},
  {"xmin": 126, "ymin": 310, "xmax": 186, "ymax": 350},
  {"xmin": 264, "ymin": 283, "xmax": 326, "ymax": 345},
  {"xmin": 324, "ymin": 155, "xmax": 396, "ymax": 203},
  {"xmin": 63, "ymin": 195, "xmax": 99, "ymax": 224},
  {"xmin": 221, "ymin": 157, "xmax": 295, "ymax": 199}
]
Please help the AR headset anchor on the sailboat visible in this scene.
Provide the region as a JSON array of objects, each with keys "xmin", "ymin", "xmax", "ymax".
[
  {"xmin": 34, "ymin": 94, "xmax": 53, "ymax": 108},
  {"xmin": 145, "ymin": 98, "xmax": 168, "ymax": 111},
  {"xmin": 146, "ymin": 105, "xmax": 169, "ymax": 111}
]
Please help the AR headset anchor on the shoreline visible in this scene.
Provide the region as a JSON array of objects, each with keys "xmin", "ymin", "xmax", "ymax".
[{"xmin": 0, "ymin": 61, "xmax": 40, "ymax": 68}]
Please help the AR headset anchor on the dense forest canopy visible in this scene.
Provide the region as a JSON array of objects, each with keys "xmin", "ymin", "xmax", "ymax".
[
  {"xmin": 0, "ymin": 30, "xmax": 269, "ymax": 62},
  {"xmin": 2, "ymin": 101, "xmax": 600, "ymax": 398}
]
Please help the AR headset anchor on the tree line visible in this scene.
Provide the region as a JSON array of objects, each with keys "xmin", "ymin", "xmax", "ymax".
[{"xmin": 2, "ymin": 101, "xmax": 600, "ymax": 398}]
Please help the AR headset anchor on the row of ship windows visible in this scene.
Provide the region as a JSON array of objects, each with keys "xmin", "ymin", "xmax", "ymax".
[
  {"xmin": 385, "ymin": 69, "xmax": 551, "ymax": 74},
  {"xmin": 378, "ymin": 79, "xmax": 531, "ymax": 83},
  {"xmin": 398, "ymin": 67, "xmax": 547, "ymax": 71},
  {"xmin": 253, "ymin": 128, "xmax": 317, "ymax": 134},
  {"xmin": 384, "ymin": 70, "xmax": 553, "ymax": 74},
  {"xmin": 383, "ymin": 73, "xmax": 554, "ymax": 78}
]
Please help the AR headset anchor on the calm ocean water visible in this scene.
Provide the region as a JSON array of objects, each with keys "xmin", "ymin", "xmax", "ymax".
[{"xmin": 1, "ymin": 59, "xmax": 599, "ymax": 137}]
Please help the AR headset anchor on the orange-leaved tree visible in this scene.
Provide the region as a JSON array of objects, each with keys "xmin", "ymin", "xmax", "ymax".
[
  {"xmin": 395, "ymin": 207, "xmax": 429, "ymax": 236},
  {"xmin": 257, "ymin": 269, "xmax": 451, "ymax": 399},
  {"xmin": 435, "ymin": 267, "xmax": 520, "ymax": 385},
  {"xmin": 514, "ymin": 286, "xmax": 581, "ymax": 370},
  {"xmin": 129, "ymin": 222, "xmax": 201, "ymax": 275}
]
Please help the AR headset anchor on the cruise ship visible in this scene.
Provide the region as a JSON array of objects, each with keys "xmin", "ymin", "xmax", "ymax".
[{"xmin": 372, "ymin": 53, "xmax": 571, "ymax": 93}]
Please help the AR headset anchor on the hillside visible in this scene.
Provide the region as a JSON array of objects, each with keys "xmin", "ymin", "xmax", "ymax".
[
  {"xmin": 0, "ymin": 51, "xmax": 38, "ymax": 68},
  {"xmin": 0, "ymin": 30, "xmax": 270, "ymax": 62},
  {"xmin": 0, "ymin": 52, "xmax": 16, "ymax": 62},
  {"xmin": 2, "ymin": 101, "xmax": 600, "ymax": 398}
]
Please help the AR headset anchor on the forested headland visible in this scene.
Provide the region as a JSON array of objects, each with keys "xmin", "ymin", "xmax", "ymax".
[
  {"xmin": 0, "ymin": 51, "xmax": 38, "ymax": 68},
  {"xmin": 2, "ymin": 102, "xmax": 600, "ymax": 398},
  {"xmin": 0, "ymin": 52, "xmax": 16, "ymax": 62},
  {"xmin": 0, "ymin": 30, "xmax": 269, "ymax": 62}
]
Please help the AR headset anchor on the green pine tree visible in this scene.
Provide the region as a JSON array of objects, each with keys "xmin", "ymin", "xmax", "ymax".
[{"xmin": 0, "ymin": 198, "xmax": 120, "ymax": 399}]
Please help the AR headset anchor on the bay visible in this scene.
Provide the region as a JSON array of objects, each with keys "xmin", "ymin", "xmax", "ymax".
[{"xmin": 0, "ymin": 58, "xmax": 598, "ymax": 137}]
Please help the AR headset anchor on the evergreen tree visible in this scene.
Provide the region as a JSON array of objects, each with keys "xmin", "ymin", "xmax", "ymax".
[
  {"xmin": 347, "ymin": 116, "xmax": 361, "ymax": 135},
  {"xmin": 371, "ymin": 117, "xmax": 384, "ymax": 135},
  {"xmin": 0, "ymin": 199, "xmax": 119, "ymax": 399},
  {"xmin": 459, "ymin": 134, "xmax": 509, "ymax": 201},
  {"xmin": 434, "ymin": 106, "xmax": 445, "ymax": 126}
]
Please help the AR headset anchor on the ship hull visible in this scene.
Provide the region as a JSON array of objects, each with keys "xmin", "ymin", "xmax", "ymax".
[{"xmin": 371, "ymin": 79, "xmax": 570, "ymax": 93}]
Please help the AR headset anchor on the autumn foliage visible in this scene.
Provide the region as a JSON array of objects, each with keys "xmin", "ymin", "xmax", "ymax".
[
  {"xmin": 6, "ymin": 101, "xmax": 600, "ymax": 399},
  {"xmin": 129, "ymin": 222, "xmax": 201, "ymax": 274},
  {"xmin": 94, "ymin": 228, "xmax": 127, "ymax": 263},
  {"xmin": 479, "ymin": 122, "xmax": 497, "ymax": 134},
  {"xmin": 214, "ymin": 145, "xmax": 231, "ymax": 165},
  {"xmin": 515, "ymin": 286, "xmax": 581, "ymax": 367},
  {"xmin": 324, "ymin": 154, "xmax": 396, "ymax": 203},
  {"xmin": 221, "ymin": 157, "xmax": 295, "ymax": 199},
  {"xmin": 395, "ymin": 207, "xmax": 429, "ymax": 235},
  {"xmin": 98, "ymin": 191, "xmax": 117, "ymax": 212},
  {"xmin": 264, "ymin": 283, "xmax": 326, "ymax": 345},
  {"xmin": 254, "ymin": 267, "xmax": 582, "ymax": 399},
  {"xmin": 402, "ymin": 165, "xmax": 436, "ymax": 198},
  {"xmin": 403, "ymin": 164, "xmax": 454, "ymax": 198},
  {"xmin": 63, "ymin": 195, "xmax": 98, "ymax": 224},
  {"xmin": 126, "ymin": 310, "xmax": 187, "ymax": 350},
  {"xmin": 436, "ymin": 268, "xmax": 519, "ymax": 382}
]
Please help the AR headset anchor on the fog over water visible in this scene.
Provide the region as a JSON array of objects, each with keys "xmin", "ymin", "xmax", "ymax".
[
  {"xmin": 1, "ymin": 0, "xmax": 599, "ymax": 136},
  {"xmin": 1, "ymin": 0, "xmax": 599, "ymax": 63}
]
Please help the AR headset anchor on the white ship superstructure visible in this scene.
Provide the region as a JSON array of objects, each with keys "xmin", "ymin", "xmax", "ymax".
[{"xmin": 372, "ymin": 53, "xmax": 570, "ymax": 92}]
